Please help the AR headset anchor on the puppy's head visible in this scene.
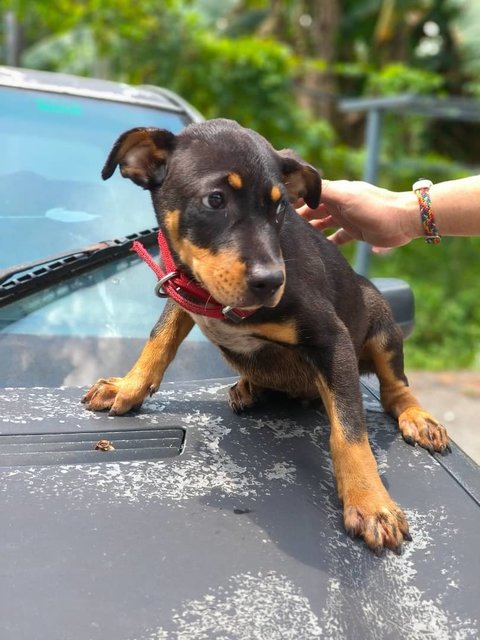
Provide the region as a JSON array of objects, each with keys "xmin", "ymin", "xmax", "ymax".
[{"xmin": 103, "ymin": 118, "xmax": 321, "ymax": 310}]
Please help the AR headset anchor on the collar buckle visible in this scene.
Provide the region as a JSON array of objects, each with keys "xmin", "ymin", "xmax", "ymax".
[{"xmin": 222, "ymin": 306, "xmax": 246, "ymax": 323}]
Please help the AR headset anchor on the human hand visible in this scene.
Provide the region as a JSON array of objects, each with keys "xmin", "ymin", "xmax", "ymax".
[{"xmin": 297, "ymin": 179, "xmax": 419, "ymax": 249}]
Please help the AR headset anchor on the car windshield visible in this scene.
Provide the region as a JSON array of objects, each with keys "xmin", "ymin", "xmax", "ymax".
[
  {"xmin": 0, "ymin": 83, "xmax": 234, "ymax": 387},
  {"xmin": 0, "ymin": 86, "xmax": 186, "ymax": 270}
]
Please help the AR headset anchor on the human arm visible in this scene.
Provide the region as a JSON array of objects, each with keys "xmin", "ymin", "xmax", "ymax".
[{"xmin": 297, "ymin": 176, "xmax": 480, "ymax": 248}]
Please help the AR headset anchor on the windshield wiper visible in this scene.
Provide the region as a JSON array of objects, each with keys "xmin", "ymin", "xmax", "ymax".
[{"xmin": 0, "ymin": 227, "xmax": 159, "ymax": 306}]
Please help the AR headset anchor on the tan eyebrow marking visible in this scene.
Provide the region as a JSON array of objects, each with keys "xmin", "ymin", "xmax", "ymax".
[
  {"xmin": 227, "ymin": 172, "xmax": 243, "ymax": 189},
  {"xmin": 270, "ymin": 185, "xmax": 282, "ymax": 202}
]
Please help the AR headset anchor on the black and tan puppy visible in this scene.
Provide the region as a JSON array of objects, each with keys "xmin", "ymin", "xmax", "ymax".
[{"xmin": 82, "ymin": 118, "xmax": 448, "ymax": 554}]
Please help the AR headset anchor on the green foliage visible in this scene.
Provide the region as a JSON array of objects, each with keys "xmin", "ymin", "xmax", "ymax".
[
  {"xmin": 370, "ymin": 237, "xmax": 480, "ymax": 370},
  {"xmin": 404, "ymin": 282, "xmax": 480, "ymax": 370},
  {"xmin": 365, "ymin": 63, "xmax": 444, "ymax": 96},
  {"xmin": 377, "ymin": 152, "xmax": 471, "ymax": 193},
  {"xmin": 162, "ymin": 33, "xmax": 303, "ymax": 147}
]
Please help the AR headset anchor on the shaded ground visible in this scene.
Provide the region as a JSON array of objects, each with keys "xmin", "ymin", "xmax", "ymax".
[{"xmin": 409, "ymin": 370, "xmax": 480, "ymax": 464}]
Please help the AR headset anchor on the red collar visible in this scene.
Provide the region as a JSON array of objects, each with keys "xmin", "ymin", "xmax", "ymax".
[{"xmin": 131, "ymin": 230, "xmax": 256, "ymax": 323}]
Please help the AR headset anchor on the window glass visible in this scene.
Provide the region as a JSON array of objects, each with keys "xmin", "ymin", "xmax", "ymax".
[{"xmin": 0, "ymin": 87, "xmax": 186, "ymax": 269}]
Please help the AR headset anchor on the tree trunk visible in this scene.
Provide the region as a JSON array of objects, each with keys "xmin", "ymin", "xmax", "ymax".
[{"xmin": 298, "ymin": 0, "xmax": 340, "ymax": 122}]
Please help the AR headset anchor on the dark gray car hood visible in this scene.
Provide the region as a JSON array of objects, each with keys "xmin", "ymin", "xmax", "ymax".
[{"xmin": 0, "ymin": 379, "xmax": 479, "ymax": 639}]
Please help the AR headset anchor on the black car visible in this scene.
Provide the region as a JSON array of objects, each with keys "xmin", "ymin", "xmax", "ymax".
[{"xmin": 0, "ymin": 66, "xmax": 478, "ymax": 640}]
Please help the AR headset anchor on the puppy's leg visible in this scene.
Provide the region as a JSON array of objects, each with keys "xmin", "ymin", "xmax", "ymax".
[
  {"xmin": 311, "ymin": 339, "xmax": 410, "ymax": 553},
  {"xmin": 228, "ymin": 378, "xmax": 264, "ymax": 414},
  {"xmin": 363, "ymin": 324, "xmax": 449, "ymax": 454},
  {"xmin": 82, "ymin": 300, "xmax": 194, "ymax": 415}
]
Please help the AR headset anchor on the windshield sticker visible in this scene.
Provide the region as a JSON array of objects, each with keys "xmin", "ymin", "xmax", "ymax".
[{"xmin": 35, "ymin": 97, "xmax": 83, "ymax": 116}]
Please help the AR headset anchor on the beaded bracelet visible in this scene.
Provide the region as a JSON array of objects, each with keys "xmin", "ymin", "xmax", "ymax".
[{"xmin": 412, "ymin": 179, "xmax": 441, "ymax": 244}]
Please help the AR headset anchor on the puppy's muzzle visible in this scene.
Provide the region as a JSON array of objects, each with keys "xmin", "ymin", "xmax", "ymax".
[{"xmin": 247, "ymin": 265, "xmax": 285, "ymax": 305}]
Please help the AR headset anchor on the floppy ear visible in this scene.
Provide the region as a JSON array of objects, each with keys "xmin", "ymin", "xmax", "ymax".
[
  {"xmin": 278, "ymin": 149, "xmax": 321, "ymax": 209},
  {"xmin": 101, "ymin": 127, "xmax": 176, "ymax": 189}
]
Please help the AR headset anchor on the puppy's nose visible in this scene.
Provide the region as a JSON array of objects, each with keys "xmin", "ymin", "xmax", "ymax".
[{"xmin": 247, "ymin": 266, "xmax": 285, "ymax": 295}]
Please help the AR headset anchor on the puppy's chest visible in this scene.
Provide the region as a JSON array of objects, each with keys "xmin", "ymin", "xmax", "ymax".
[
  {"xmin": 191, "ymin": 312, "xmax": 320, "ymax": 399},
  {"xmin": 191, "ymin": 314, "xmax": 266, "ymax": 354}
]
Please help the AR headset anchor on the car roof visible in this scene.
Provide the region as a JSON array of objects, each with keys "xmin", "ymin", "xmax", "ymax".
[{"xmin": 0, "ymin": 64, "xmax": 203, "ymax": 122}]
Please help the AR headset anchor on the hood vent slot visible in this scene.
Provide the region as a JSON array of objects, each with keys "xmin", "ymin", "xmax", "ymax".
[{"xmin": 0, "ymin": 428, "xmax": 185, "ymax": 467}]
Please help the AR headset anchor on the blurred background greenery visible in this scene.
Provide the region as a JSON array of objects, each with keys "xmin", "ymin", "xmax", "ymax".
[{"xmin": 1, "ymin": 0, "xmax": 479, "ymax": 370}]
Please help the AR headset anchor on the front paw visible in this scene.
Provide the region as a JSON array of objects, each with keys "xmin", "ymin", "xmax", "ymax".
[
  {"xmin": 398, "ymin": 407, "xmax": 449, "ymax": 454},
  {"xmin": 81, "ymin": 376, "xmax": 157, "ymax": 415},
  {"xmin": 228, "ymin": 378, "xmax": 261, "ymax": 414},
  {"xmin": 344, "ymin": 493, "xmax": 411, "ymax": 556}
]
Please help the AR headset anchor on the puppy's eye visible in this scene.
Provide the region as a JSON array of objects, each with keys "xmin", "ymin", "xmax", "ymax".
[{"xmin": 202, "ymin": 191, "xmax": 225, "ymax": 210}]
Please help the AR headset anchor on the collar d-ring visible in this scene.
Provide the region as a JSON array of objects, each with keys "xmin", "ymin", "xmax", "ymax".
[{"xmin": 154, "ymin": 271, "xmax": 178, "ymax": 297}]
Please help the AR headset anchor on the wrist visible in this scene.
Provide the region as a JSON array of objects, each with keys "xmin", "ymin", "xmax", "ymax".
[
  {"xmin": 397, "ymin": 191, "xmax": 424, "ymax": 242},
  {"xmin": 412, "ymin": 179, "xmax": 441, "ymax": 244}
]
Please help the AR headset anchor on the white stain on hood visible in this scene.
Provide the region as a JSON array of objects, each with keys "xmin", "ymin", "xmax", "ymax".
[{"xmin": 144, "ymin": 571, "xmax": 322, "ymax": 640}]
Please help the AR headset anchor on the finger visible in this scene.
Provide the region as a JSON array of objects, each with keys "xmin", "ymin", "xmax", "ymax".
[
  {"xmin": 319, "ymin": 178, "xmax": 330, "ymax": 197},
  {"xmin": 327, "ymin": 228, "xmax": 355, "ymax": 245},
  {"xmin": 321, "ymin": 179, "xmax": 346, "ymax": 207},
  {"xmin": 309, "ymin": 216, "xmax": 334, "ymax": 230},
  {"xmin": 372, "ymin": 246, "xmax": 394, "ymax": 255},
  {"xmin": 297, "ymin": 203, "xmax": 330, "ymax": 221}
]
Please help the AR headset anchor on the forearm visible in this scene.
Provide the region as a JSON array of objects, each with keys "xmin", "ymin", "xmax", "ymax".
[{"xmin": 401, "ymin": 176, "xmax": 480, "ymax": 241}]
